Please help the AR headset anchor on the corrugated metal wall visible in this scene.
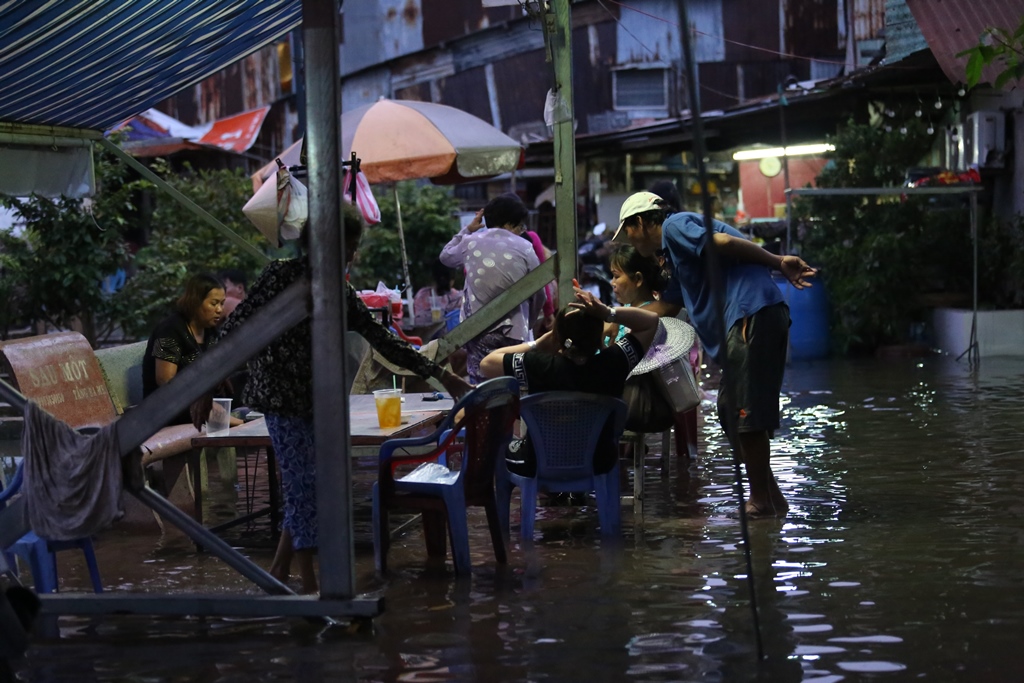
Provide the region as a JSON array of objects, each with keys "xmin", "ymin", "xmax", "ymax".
[
  {"xmin": 785, "ymin": 0, "xmax": 839, "ymax": 58},
  {"xmin": 723, "ymin": 0, "xmax": 780, "ymax": 63},
  {"xmin": 493, "ymin": 49, "xmax": 551, "ymax": 137},
  {"xmin": 851, "ymin": 0, "xmax": 887, "ymax": 41},
  {"xmin": 161, "ymin": 43, "xmax": 284, "ymax": 125}
]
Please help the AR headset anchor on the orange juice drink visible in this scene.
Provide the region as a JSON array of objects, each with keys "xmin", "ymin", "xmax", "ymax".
[{"xmin": 373, "ymin": 389, "xmax": 402, "ymax": 428}]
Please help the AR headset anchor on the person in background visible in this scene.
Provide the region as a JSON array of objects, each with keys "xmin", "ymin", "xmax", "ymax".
[
  {"xmin": 614, "ymin": 191, "xmax": 816, "ymax": 517},
  {"xmin": 604, "ymin": 244, "xmax": 665, "ymax": 343},
  {"xmin": 217, "ymin": 268, "xmax": 248, "ymax": 318},
  {"xmin": 479, "ymin": 285, "xmax": 662, "ymax": 478},
  {"xmin": 647, "ymin": 180, "xmax": 705, "ymax": 459},
  {"xmin": 523, "ymin": 229, "xmax": 556, "ymax": 336},
  {"xmin": 412, "ymin": 260, "xmax": 462, "ymax": 327},
  {"xmin": 220, "ymin": 204, "xmax": 472, "ymax": 595},
  {"xmin": 143, "ymin": 273, "xmax": 227, "ymax": 426},
  {"xmin": 215, "ymin": 268, "xmax": 251, "ymax": 404},
  {"xmin": 605, "ymin": 242, "xmax": 701, "ymax": 459},
  {"xmin": 440, "ymin": 193, "xmax": 544, "ymax": 384}
]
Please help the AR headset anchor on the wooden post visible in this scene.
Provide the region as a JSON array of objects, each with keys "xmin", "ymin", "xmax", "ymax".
[{"xmin": 547, "ymin": 0, "xmax": 578, "ymax": 306}]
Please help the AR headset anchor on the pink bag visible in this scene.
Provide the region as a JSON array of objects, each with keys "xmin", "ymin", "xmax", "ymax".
[{"xmin": 343, "ymin": 168, "xmax": 381, "ymax": 225}]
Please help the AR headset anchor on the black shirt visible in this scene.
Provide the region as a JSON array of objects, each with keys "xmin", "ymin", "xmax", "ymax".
[{"xmin": 143, "ymin": 311, "xmax": 216, "ymax": 424}]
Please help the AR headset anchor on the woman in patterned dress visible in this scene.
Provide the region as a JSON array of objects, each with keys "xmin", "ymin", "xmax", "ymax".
[{"xmin": 222, "ymin": 204, "xmax": 471, "ymax": 594}]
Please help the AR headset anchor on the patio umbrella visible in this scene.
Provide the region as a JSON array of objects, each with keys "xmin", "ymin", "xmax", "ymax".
[
  {"xmin": 342, "ymin": 99, "xmax": 523, "ymax": 314},
  {"xmin": 251, "ymin": 99, "xmax": 523, "ymax": 313}
]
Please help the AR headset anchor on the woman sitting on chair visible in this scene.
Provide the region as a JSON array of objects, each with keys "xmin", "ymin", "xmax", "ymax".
[
  {"xmin": 478, "ymin": 285, "xmax": 660, "ymax": 477},
  {"xmin": 142, "ymin": 273, "xmax": 229, "ymax": 426}
]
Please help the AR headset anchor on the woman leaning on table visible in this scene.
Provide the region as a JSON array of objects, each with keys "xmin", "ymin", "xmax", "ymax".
[{"xmin": 220, "ymin": 203, "xmax": 472, "ymax": 595}]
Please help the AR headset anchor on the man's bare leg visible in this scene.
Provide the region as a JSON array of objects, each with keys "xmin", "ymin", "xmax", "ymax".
[{"xmin": 738, "ymin": 430, "xmax": 787, "ymax": 516}]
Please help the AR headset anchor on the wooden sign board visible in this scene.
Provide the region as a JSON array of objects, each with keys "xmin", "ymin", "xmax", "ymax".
[{"xmin": 0, "ymin": 332, "xmax": 117, "ymax": 428}]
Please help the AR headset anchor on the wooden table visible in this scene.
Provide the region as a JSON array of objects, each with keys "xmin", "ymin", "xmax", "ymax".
[{"xmin": 189, "ymin": 393, "xmax": 455, "ymax": 536}]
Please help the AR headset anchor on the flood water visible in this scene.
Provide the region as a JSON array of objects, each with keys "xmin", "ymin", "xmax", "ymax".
[{"xmin": 10, "ymin": 355, "xmax": 1024, "ymax": 682}]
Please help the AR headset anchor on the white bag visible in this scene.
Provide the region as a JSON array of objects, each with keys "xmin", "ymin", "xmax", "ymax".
[{"xmin": 652, "ymin": 356, "xmax": 701, "ymax": 414}]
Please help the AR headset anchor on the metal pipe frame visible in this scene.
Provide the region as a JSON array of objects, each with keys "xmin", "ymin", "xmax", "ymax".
[
  {"xmin": 97, "ymin": 137, "xmax": 268, "ymax": 262},
  {"xmin": 787, "ymin": 184, "xmax": 983, "ymax": 364},
  {"xmin": 0, "ymin": 273, "xmax": 382, "ymax": 618}
]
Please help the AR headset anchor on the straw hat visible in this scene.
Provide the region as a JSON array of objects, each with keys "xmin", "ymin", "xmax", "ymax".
[{"xmin": 628, "ymin": 317, "xmax": 696, "ymax": 377}]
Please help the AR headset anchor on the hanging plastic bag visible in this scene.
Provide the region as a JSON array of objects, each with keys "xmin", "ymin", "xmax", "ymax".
[
  {"xmin": 242, "ymin": 160, "xmax": 307, "ymax": 246},
  {"xmin": 343, "ymin": 167, "xmax": 381, "ymax": 225},
  {"xmin": 277, "ymin": 164, "xmax": 308, "ymax": 241},
  {"xmin": 376, "ymin": 281, "xmax": 403, "ymax": 322}
]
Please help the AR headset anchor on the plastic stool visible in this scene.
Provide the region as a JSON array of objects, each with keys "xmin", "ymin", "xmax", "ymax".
[
  {"xmin": 1, "ymin": 462, "xmax": 103, "ymax": 594},
  {"xmin": 6, "ymin": 533, "xmax": 103, "ymax": 594},
  {"xmin": 621, "ymin": 429, "xmax": 672, "ymax": 519}
]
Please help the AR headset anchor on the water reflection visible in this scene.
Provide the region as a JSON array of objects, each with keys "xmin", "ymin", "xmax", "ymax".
[{"xmin": 11, "ymin": 356, "xmax": 1024, "ymax": 681}]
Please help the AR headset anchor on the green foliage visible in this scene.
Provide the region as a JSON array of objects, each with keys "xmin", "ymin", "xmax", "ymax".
[
  {"xmin": 957, "ymin": 18, "xmax": 1024, "ymax": 89},
  {"xmin": 794, "ymin": 117, "xmax": 974, "ymax": 354},
  {"xmin": 348, "ymin": 181, "xmax": 461, "ymax": 293},
  {"xmin": 119, "ymin": 161, "xmax": 275, "ymax": 339},
  {"xmin": 977, "ymin": 215, "xmax": 1024, "ymax": 309},
  {"xmin": 1, "ymin": 149, "xmax": 277, "ymax": 345},
  {"xmin": 0, "ymin": 144, "xmax": 141, "ymax": 345}
]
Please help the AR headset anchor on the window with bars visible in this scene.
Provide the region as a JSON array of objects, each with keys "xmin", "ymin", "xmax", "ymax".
[{"xmin": 613, "ymin": 68, "xmax": 669, "ymax": 110}]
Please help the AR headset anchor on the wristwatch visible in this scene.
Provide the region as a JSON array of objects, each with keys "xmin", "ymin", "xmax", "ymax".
[{"xmin": 605, "ymin": 307, "xmax": 617, "ymax": 323}]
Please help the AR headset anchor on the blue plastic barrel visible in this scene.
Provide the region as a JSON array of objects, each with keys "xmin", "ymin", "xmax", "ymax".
[{"xmin": 775, "ymin": 276, "xmax": 830, "ymax": 360}]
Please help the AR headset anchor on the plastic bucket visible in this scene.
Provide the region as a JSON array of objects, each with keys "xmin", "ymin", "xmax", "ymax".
[{"xmin": 775, "ymin": 276, "xmax": 830, "ymax": 361}]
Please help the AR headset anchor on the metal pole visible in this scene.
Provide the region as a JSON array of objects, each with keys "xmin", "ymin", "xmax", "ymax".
[
  {"xmin": 393, "ymin": 184, "xmax": 415, "ymax": 318},
  {"xmin": 133, "ymin": 487, "xmax": 293, "ymax": 595},
  {"xmin": 970, "ymin": 190, "xmax": 979, "ymax": 366},
  {"xmin": 303, "ymin": 0, "xmax": 355, "ymax": 600},
  {"xmin": 778, "ymin": 85, "xmax": 793, "ymax": 253},
  {"xmin": 677, "ymin": 0, "xmax": 764, "ymax": 660},
  {"xmin": 547, "ymin": 0, "xmax": 578, "ymax": 308}
]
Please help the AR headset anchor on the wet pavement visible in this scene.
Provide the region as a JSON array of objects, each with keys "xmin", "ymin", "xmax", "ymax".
[{"xmin": 8, "ymin": 355, "xmax": 1024, "ymax": 682}]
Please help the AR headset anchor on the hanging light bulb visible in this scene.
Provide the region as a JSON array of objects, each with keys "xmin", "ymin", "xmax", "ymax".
[
  {"xmin": 934, "ymin": 97, "xmax": 943, "ymax": 109},
  {"xmin": 884, "ymin": 124, "xmax": 893, "ymax": 133},
  {"xmin": 886, "ymin": 108, "xmax": 896, "ymax": 118},
  {"xmin": 915, "ymin": 107, "xmax": 923, "ymax": 117},
  {"xmin": 957, "ymin": 85, "xmax": 966, "ymax": 97},
  {"xmin": 900, "ymin": 126, "xmax": 908, "ymax": 135},
  {"xmin": 927, "ymin": 124, "xmax": 935, "ymax": 135}
]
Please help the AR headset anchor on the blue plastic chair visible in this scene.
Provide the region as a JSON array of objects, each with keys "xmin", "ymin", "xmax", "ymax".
[
  {"xmin": 496, "ymin": 392, "xmax": 627, "ymax": 541},
  {"xmin": 372, "ymin": 377, "xmax": 519, "ymax": 575},
  {"xmin": 0, "ymin": 461, "xmax": 103, "ymax": 594}
]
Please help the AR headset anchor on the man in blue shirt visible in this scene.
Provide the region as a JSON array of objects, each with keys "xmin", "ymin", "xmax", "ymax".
[{"xmin": 614, "ymin": 191, "xmax": 816, "ymax": 517}]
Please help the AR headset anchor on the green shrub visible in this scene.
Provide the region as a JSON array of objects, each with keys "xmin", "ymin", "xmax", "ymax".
[
  {"xmin": 794, "ymin": 117, "xmax": 975, "ymax": 354},
  {"xmin": 348, "ymin": 181, "xmax": 462, "ymax": 293}
]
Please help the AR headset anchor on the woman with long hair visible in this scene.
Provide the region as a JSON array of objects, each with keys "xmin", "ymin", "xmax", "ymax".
[{"xmin": 143, "ymin": 273, "xmax": 226, "ymax": 425}]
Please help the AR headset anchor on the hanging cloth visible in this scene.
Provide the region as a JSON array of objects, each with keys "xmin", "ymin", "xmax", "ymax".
[{"xmin": 21, "ymin": 402, "xmax": 122, "ymax": 541}]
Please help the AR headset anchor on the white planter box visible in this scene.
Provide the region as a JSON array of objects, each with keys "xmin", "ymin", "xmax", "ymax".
[{"xmin": 932, "ymin": 308, "xmax": 1024, "ymax": 357}]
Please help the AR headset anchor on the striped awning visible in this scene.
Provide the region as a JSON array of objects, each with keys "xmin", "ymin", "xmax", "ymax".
[{"xmin": 0, "ymin": 0, "xmax": 302, "ymax": 132}]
